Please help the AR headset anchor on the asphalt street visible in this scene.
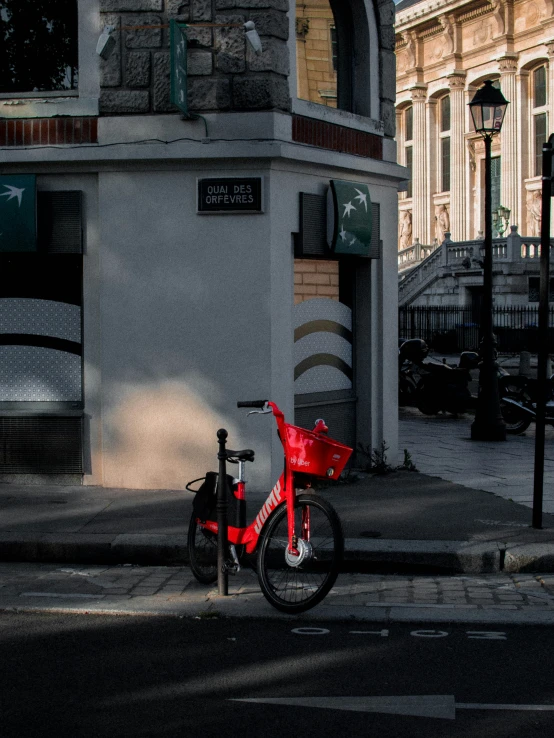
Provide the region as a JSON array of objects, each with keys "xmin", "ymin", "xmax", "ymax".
[{"xmin": 1, "ymin": 613, "xmax": 553, "ymax": 738}]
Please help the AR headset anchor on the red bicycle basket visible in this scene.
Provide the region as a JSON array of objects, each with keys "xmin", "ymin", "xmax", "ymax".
[{"xmin": 283, "ymin": 423, "xmax": 353, "ymax": 480}]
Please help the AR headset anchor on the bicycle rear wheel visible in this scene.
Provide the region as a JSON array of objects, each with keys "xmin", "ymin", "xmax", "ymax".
[
  {"xmin": 188, "ymin": 515, "xmax": 218, "ymax": 584},
  {"xmin": 257, "ymin": 493, "xmax": 343, "ymax": 614}
]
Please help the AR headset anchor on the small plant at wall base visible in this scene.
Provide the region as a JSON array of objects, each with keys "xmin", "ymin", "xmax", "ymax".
[
  {"xmin": 398, "ymin": 448, "xmax": 419, "ymax": 472},
  {"xmin": 356, "ymin": 440, "xmax": 394, "ymax": 475}
]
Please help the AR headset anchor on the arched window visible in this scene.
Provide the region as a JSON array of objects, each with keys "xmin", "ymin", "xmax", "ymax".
[{"xmin": 295, "ymin": 0, "xmax": 376, "ymax": 118}]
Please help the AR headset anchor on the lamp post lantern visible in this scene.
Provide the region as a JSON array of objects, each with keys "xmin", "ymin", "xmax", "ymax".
[{"xmin": 468, "ymin": 80, "xmax": 509, "ymax": 441}]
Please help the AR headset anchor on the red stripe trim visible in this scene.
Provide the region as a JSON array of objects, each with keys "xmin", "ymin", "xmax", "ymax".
[
  {"xmin": 0, "ymin": 117, "xmax": 99, "ymax": 146},
  {"xmin": 292, "ymin": 114, "xmax": 383, "ymax": 160}
]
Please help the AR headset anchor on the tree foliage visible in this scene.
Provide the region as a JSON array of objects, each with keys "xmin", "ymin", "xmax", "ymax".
[{"xmin": 0, "ymin": 0, "xmax": 78, "ymax": 93}]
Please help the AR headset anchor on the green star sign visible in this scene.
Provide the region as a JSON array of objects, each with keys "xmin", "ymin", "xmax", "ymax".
[
  {"xmin": 327, "ymin": 180, "xmax": 372, "ymax": 256},
  {"xmin": 0, "ymin": 175, "xmax": 36, "ymax": 252}
]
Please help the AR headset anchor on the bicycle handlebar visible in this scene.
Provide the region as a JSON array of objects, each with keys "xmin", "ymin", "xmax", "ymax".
[{"xmin": 237, "ymin": 400, "xmax": 268, "ymax": 409}]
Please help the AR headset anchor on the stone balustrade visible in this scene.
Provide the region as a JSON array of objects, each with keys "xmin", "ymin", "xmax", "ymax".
[{"xmin": 398, "ymin": 226, "xmax": 554, "ymax": 306}]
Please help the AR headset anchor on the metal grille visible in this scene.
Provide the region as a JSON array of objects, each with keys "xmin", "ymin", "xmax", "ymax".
[
  {"xmin": 37, "ymin": 191, "xmax": 83, "ymax": 254},
  {"xmin": 0, "ymin": 416, "xmax": 83, "ymax": 473},
  {"xmin": 297, "ymin": 193, "xmax": 328, "ymax": 257},
  {"xmin": 399, "ymin": 305, "xmax": 554, "ymax": 353},
  {"xmin": 368, "ymin": 202, "xmax": 381, "ymax": 259}
]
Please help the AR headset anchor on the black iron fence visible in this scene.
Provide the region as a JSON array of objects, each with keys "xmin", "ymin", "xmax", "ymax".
[{"xmin": 399, "ymin": 306, "xmax": 554, "ymax": 353}]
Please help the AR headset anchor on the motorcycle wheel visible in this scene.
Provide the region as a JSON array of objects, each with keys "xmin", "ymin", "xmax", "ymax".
[
  {"xmin": 500, "ymin": 393, "xmax": 532, "ymax": 434},
  {"xmin": 416, "ymin": 391, "xmax": 440, "ymax": 415},
  {"xmin": 399, "ymin": 375, "xmax": 418, "ymax": 407}
]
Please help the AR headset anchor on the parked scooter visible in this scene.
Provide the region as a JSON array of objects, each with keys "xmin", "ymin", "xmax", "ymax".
[
  {"xmin": 398, "ymin": 338, "xmax": 420, "ymax": 407},
  {"xmin": 399, "ymin": 339, "xmax": 478, "ymax": 416},
  {"xmin": 499, "ymin": 372, "xmax": 554, "ymax": 434}
]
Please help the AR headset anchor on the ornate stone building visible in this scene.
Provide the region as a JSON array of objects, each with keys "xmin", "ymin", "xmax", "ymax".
[{"xmin": 395, "ymin": 0, "xmax": 554, "ymax": 254}]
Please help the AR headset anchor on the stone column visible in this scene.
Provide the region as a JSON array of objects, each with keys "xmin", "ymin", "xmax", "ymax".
[
  {"xmin": 516, "ymin": 68, "xmax": 530, "ymax": 231},
  {"xmin": 410, "ymin": 85, "xmax": 428, "ymax": 245},
  {"xmin": 498, "ymin": 54, "xmax": 519, "ymax": 229},
  {"xmin": 448, "ymin": 72, "xmax": 467, "ymax": 241},
  {"xmin": 426, "ymin": 97, "xmax": 438, "ymax": 244}
]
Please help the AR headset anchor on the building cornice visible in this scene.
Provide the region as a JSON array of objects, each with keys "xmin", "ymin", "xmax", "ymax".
[{"xmin": 396, "ymin": 0, "xmax": 494, "ymax": 33}]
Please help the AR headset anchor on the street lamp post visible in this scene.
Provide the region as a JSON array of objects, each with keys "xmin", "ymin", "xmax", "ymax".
[
  {"xmin": 468, "ymin": 80, "xmax": 509, "ymax": 441},
  {"xmin": 492, "ymin": 205, "xmax": 511, "ymax": 237}
]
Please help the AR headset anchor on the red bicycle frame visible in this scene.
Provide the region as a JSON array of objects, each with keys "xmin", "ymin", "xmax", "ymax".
[{"xmin": 198, "ymin": 401, "xmax": 351, "ymax": 557}]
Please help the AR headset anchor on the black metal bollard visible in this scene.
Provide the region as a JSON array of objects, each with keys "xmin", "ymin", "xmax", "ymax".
[{"xmin": 217, "ymin": 428, "xmax": 228, "ymax": 595}]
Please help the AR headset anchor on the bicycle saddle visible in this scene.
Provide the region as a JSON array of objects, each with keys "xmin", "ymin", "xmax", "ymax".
[{"xmin": 225, "ymin": 448, "xmax": 255, "ymax": 462}]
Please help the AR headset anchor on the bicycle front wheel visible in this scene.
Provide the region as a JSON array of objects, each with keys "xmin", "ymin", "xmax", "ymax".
[
  {"xmin": 188, "ymin": 515, "xmax": 218, "ymax": 584},
  {"xmin": 257, "ymin": 494, "xmax": 343, "ymax": 614}
]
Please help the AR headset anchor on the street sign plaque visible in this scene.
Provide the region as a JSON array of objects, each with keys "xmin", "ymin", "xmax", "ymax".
[{"xmin": 197, "ymin": 178, "xmax": 263, "ymax": 214}]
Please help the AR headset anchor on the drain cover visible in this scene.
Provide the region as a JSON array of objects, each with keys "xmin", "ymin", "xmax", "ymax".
[{"xmin": 359, "ymin": 531, "xmax": 381, "ymax": 538}]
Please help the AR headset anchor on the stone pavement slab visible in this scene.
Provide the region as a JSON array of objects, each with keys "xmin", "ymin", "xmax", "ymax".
[
  {"xmin": 399, "ymin": 406, "xmax": 554, "ymax": 513},
  {"xmin": 2, "ymin": 562, "xmax": 554, "ymax": 626}
]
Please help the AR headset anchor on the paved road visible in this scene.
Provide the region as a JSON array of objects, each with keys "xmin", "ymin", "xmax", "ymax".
[
  {"xmin": 399, "ymin": 406, "xmax": 554, "ymax": 513},
  {"xmin": 1, "ymin": 613, "xmax": 553, "ymax": 737}
]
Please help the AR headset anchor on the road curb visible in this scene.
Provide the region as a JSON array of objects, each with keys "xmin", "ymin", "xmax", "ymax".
[
  {"xmin": 0, "ymin": 534, "xmax": 553, "ymax": 573},
  {"xmin": 3, "ymin": 601, "xmax": 554, "ymax": 626}
]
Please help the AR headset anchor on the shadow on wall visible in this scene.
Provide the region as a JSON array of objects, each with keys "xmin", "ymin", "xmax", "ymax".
[{"xmin": 101, "ymin": 379, "xmax": 239, "ymax": 490}]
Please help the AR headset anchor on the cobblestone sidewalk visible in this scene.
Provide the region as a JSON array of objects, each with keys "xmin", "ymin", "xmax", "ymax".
[{"xmin": 1, "ymin": 563, "xmax": 554, "ymax": 625}]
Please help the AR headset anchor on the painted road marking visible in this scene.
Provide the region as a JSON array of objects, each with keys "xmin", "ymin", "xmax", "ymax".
[
  {"xmin": 233, "ymin": 696, "xmax": 456, "ymax": 720},
  {"xmin": 231, "ymin": 696, "xmax": 554, "ymax": 720},
  {"xmin": 349, "ymin": 630, "xmax": 390, "ymax": 637},
  {"xmin": 346, "ymin": 629, "xmax": 507, "ymax": 640},
  {"xmin": 291, "ymin": 627, "xmax": 330, "ymax": 635},
  {"xmin": 466, "ymin": 631, "xmax": 507, "ymax": 640},
  {"xmin": 410, "ymin": 630, "xmax": 449, "ymax": 638}
]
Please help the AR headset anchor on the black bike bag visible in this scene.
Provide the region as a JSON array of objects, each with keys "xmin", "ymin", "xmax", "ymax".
[{"xmin": 192, "ymin": 471, "xmax": 246, "ymax": 528}]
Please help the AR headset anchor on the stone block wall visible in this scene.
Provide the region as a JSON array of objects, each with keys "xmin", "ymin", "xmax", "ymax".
[
  {"xmin": 99, "ymin": 0, "xmax": 291, "ymax": 115},
  {"xmin": 375, "ymin": 0, "xmax": 396, "ymax": 138}
]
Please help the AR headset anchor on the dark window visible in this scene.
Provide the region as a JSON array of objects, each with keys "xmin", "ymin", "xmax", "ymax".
[
  {"xmin": 440, "ymin": 95, "xmax": 450, "ymax": 132},
  {"xmin": 534, "ymin": 113, "xmax": 547, "ymax": 177},
  {"xmin": 0, "ymin": 0, "xmax": 78, "ymax": 93},
  {"xmin": 491, "ymin": 156, "xmax": 501, "ymax": 234},
  {"xmin": 441, "ymin": 137, "xmax": 450, "ymax": 192},
  {"xmin": 491, "ymin": 157, "xmax": 501, "ymax": 200},
  {"xmin": 534, "ymin": 66, "xmax": 547, "ymax": 108},
  {"xmin": 529, "ymin": 277, "xmax": 554, "ymax": 302},
  {"xmin": 405, "ymin": 106, "xmax": 413, "ymax": 141},
  {"xmin": 330, "ymin": 26, "xmax": 338, "ymax": 72},
  {"xmin": 405, "ymin": 146, "xmax": 413, "ymax": 198}
]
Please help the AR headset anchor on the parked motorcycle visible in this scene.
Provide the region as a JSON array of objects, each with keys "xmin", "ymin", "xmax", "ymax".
[
  {"xmin": 399, "ymin": 339, "xmax": 478, "ymax": 416},
  {"xmin": 398, "ymin": 338, "xmax": 420, "ymax": 407},
  {"xmin": 499, "ymin": 373, "xmax": 554, "ymax": 434}
]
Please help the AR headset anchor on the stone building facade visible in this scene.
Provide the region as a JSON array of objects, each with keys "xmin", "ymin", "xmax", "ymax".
[
  {"xmin": 0, "ymin": 0, "xmax": 404, "ymax": 490},
  {"xmin": 395, "ymin": 0, "xmax": 554, "ymax": 251}
]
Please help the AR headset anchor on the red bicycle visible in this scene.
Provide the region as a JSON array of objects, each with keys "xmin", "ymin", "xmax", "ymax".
[{"xmin": 186, "ymin": 400, "xmax": 352, "ymax": 614}]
